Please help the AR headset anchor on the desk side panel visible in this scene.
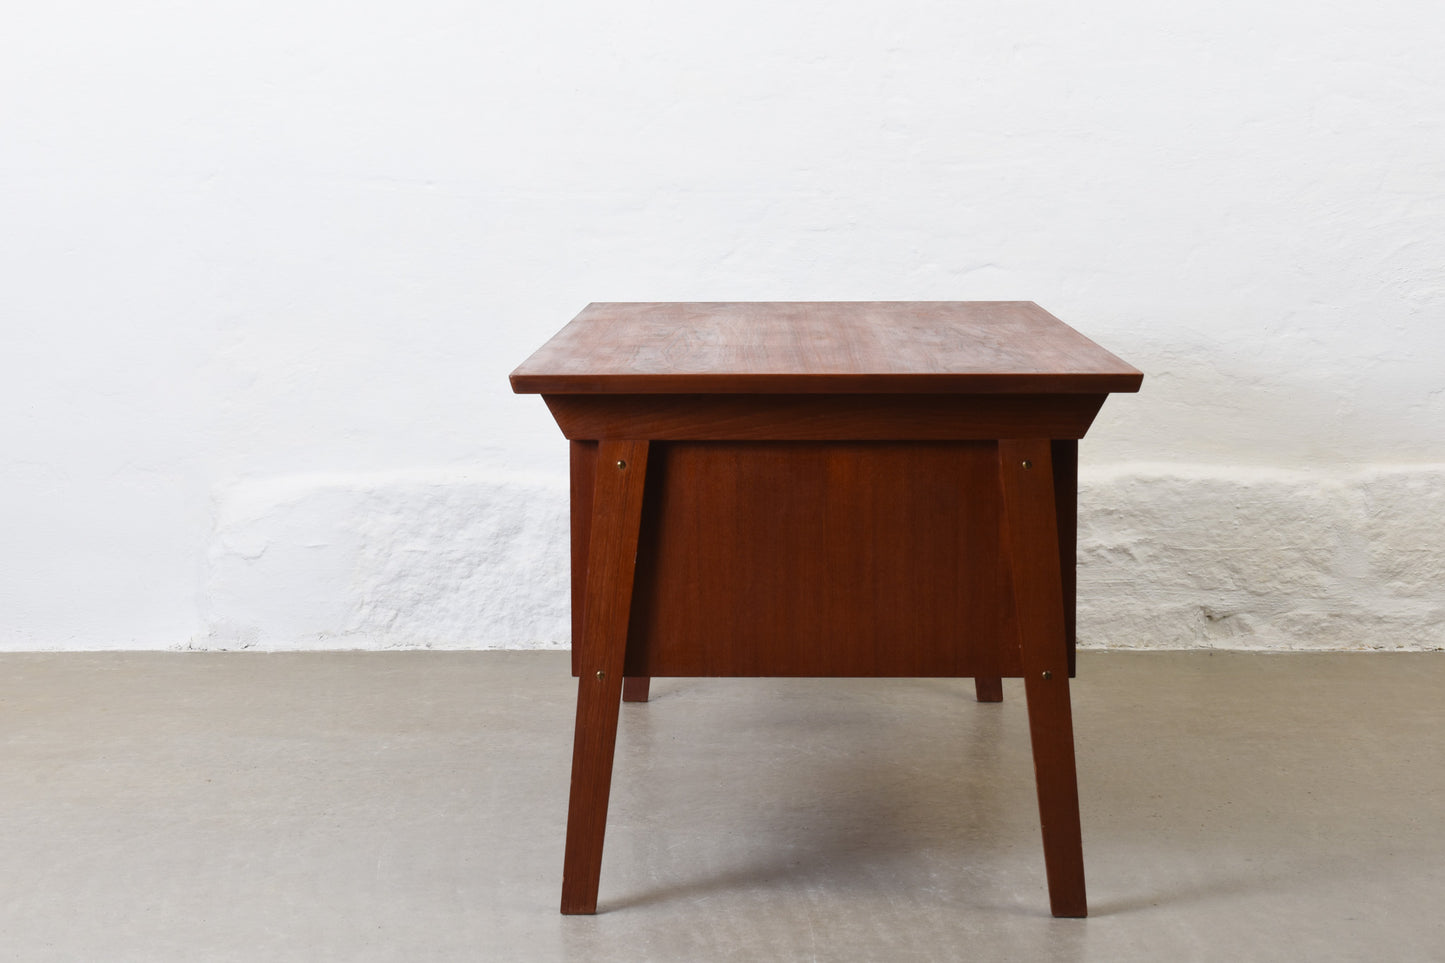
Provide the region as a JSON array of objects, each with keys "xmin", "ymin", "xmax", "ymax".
[{"xmin": 623, "ymin": 441, "xmax": 1026, "ymax": 678}]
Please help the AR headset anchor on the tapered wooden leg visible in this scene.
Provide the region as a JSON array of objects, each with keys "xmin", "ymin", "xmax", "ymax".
[
  {"xmin": 973, "ymin": 676, "xmax": 1003, "ymax": 702},
  {"xmin": 561, "ymin": 440, "xmax": 650, "ymax": 915},
  {"xmin": 622, "ymin": 677, "xmax": 651, "ymax": 702},
  {"xmin": 999, "ymin": 439, "xmax": 1087, "ymax": 918}
]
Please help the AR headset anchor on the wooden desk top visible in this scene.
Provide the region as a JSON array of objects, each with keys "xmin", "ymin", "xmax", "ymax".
[{"xmin": 510, "ymin": 302, "xmax": 1142, "ymax": 395}]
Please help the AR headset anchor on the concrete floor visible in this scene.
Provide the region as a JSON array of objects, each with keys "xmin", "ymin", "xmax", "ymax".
[{"xmin": 0, "ymin": 651, "xmax": 1441, "ymax": 962}]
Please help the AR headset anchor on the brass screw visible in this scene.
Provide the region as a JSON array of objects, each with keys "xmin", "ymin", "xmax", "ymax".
[
  {"xmin": 616, "ymin": 460, "xmax": 627, "ymax": 470},
  {"xmin": 1022, "ymin": 460, "xmax": 1033, "ymax": 470},
  {"xmin": 1042, "ymin": 670, "xmax": 1053, "ymax": 680},
  {"xmin": 596, "ymin": 670, "xmax": 605, "ymax": 681}
]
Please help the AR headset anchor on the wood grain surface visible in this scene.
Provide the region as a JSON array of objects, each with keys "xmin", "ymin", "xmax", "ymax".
[
  {"xmin": 999, "ymin": 439, "xmax": 1087, "ymax": 918},
  {"xmin": 533, "ymin": 303, "xmax": 1138, "ymax": 917},
  {"xmin": 511, "ymin": 302, "xmax": 1143, "ymax": 395},
  {"xmin": 560, "ymin": 440, "xmax": 649, "ymax": 915},
  {"xmin": 542, "ymin": 392, "xmax": 1107, "ymax": 441},
  {"xmin": 620, "ymin": 441, "xmax": 1022, "ymax": 678},
  {"xmin": 570, "ymin": 440, "xmax": 1079, "ymax": 681}
]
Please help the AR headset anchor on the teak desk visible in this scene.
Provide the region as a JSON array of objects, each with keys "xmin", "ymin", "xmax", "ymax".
[{"xmin": 510, "ymin": 302, "xmax": 1142, "ymax": 917}]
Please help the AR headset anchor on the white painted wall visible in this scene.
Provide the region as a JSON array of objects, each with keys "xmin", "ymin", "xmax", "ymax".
[{"xmin": 3, "ymin": 1, "xmax": 1442, "ymax": 651}]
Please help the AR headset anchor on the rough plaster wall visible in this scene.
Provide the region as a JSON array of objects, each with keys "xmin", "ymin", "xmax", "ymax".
[
  {"xmin": 3, "ymin": 1, "xmax": 1443, "ymax": 650},
  {"xmin": 198, "ymin": 463, "xmax": 1445, "ymax": 652},
  {"xmin": 203, "ymin": 471, "xmax": 569, "ymax": 650},
  {"xmin": 1079, "ymin": 466, "xmax": 1445, "ymax": 651}
]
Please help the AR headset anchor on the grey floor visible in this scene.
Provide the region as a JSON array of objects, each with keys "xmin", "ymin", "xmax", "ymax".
[{"xmin": 1, "ymin": 651, "xmax": 1441, "ymax": 962}]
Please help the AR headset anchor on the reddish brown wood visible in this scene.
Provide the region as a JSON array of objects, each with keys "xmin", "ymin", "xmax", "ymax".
[
  {"xmin": 623, "ymin": 442, "xmax": 1012, "ymax": 678},
  {"xmin": 542, "ymin": 393, "xmax": 1107, "ymax": 442},
  {"xmin": 515, "ymin": 302, "xmax": 1138, "ymax": 918},
  {"xmin": 973, "ymin": 479, "xmax": 1008, "ymax": 704},
  {"xmin": 622, "ymin": 677, "xmax": 651, "ymax": 702},
  {"xmin": 511, "ymin": 302, "xmax": 1143, "ymax": 396},
  {"xmin": 1052, "ymin": 440, "xmax": 1079, "ymax": 677},
  {"xmin": 560, "ymin": 440, "xmax": 649, "ymax": 915},
  {"xmin": 973, "ymin": 676, "xmax": 1004, "ymax": 702},
  {"xmin": 568, "ymin": 441, "xmax": 597, "ymax": 678},
  {"xmin": 999, "ymin": 439, "xmax": 1087, "ymax": 918}
]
